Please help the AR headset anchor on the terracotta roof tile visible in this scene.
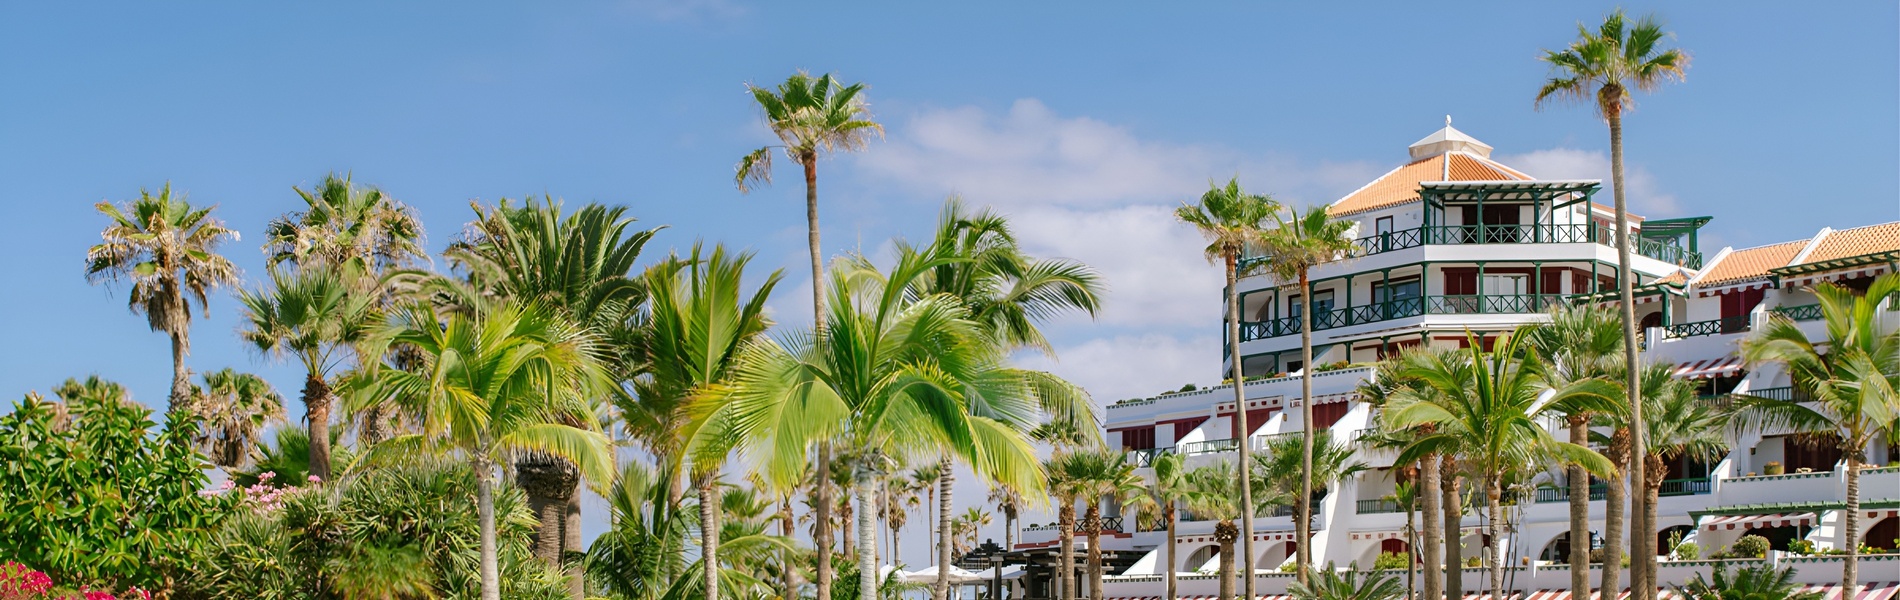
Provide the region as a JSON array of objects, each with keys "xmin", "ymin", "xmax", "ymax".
[
  {"xmin": 1697, "ymin": 240, "xmax": 1807, "ymax": 287},
  {"xmin": 1654, "ymin": 271, "xmax": 1689, "ymax": 285},
  {"xmin": 1327, "ymin": 153, "xmax": 1528, "ymax": 217},
  {"xmin": 1797, "ymin": 221, "xmax": 1900, "ymax": 265}
]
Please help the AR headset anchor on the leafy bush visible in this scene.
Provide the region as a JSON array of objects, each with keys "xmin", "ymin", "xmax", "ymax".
[
  {"xmin": 1287, "ymin": 564, "xmax": 1401, "ymax": 600},
  {"xmin": 1672, "ymin": 563, "xmax": 1820, "ymax": 600},
  {"xmin": 1673, "ymin": 541, "xmax": 1701, "ymax": 560},
  {"xmin": 1178, "ymin": 383, "xmax": 1199, "ymax": 392},
  {"xmin": 1731, "ymin": 535, "xmax": 1770, "ymax": 559},
  {"xmin": 1787, "ymin": 539, "xmax": 1814, "ymax": 556},
  {"xmin": 0, "ymin": 388, "xmax": 233, "ymax": 595},
  {"xmin": 1371, "ymin": 552, "xmax": 1409, "ymax": 570},
  {"xmin": 0, "ymin": 561, "xmax": 150, "ymax": 600}
]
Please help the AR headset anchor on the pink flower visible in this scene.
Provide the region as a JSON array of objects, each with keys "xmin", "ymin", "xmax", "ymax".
[
  {"xmin": 83, "ymin": 589, "xmax": 117, "ymax": 600},
  {"xmin": 307, "ymin": 474, "xmax": 322, "ymax": 483}
]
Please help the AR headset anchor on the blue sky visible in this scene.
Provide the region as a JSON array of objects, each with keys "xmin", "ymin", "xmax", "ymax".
[{"xmin": 2, "ymin": 1, "xmax": 1895, "ymax": 553}]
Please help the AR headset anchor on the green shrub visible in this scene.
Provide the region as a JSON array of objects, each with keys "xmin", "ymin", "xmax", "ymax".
[
  {"xmin": 1731, "ymin": 535, "xmax": 1771, "ymax": 559},
  {"xmin": 1287, "ymin": 564, "xmax": 1402, "ymax": 600},
  {"xmin": 1372, "ymin": 551, "xmax": 1409, "ymax": 570},
  {"xmin": 1673, "ymin": 541, "xmax": 1701, "ymax": 560},
  {"xmin": 1673, "ymin": 564, "xmax": 1821, "ymax": 600},
  {"xmin": 1787, "ymin": 539, "xmax": 1815, "ymax": 556}
]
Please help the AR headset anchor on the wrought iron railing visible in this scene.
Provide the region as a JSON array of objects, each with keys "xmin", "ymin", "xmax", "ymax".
[
  {"xmin": 1125, "ymin": 447, "xmax": 1173, "ymax": 467},
  {"xmin": 1425, "ymin": 294, "xmax": 1568, "ymax": 315},
  {"xmin": 1356, "ymin": 498, "xmax": 1405, "ymax": 514},
  {"xmin": 1773, "ymin": 303, "xmax": 1823, "ymax": 322},
  {"xmin": 1534, "ymin": 484, "xmax": 1607, "ymax": 503},
  {"xmin": 1244, "ymin": 221, "xmax": 1701, "ymax": 267},
  {"xmin": 1241, "ymin": 294, "xmax": 1565, "ymax": 342},
  {"xmin": 1659, "ymin": 478, "xmax": 1712, "ymax": 497},
  {"xmin": 1178, "ymin": 438, "xmax": 1239, "ymax": 456},
  {"xmin": 1663, "ymin": 315, "xmax": 1750, "ymax": 338},
  {"xmin": 1744, "ymin": 386, "xmax": 1813, "ymax": 403}
]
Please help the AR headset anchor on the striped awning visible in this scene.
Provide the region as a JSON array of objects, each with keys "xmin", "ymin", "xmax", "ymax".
[
  {"xmin": 1702, "ymin": 511, "xmax": 1815, "ymax": 531},
  {"xmin": 1674, "ymin": 355, "xmax": 1743, "ymax": 380},
  {"xmin": 1348, "ymin": 526, "xmax": 1482, "ymax": 541},
  {"xmin": 1108, "ymin": 583, "xmax": 1899, "ymax": 600},
  {"xmin": 1785, "ymin": 264, "xmax": 1895, "ymax": 289}
]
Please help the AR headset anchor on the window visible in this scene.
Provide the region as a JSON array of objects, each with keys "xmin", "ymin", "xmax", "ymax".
[
  {"xmin": 1373, "ymin": 279, "xmax": 1421, "ymax": 302},
  {"xmin": 1481, "ymin": 274, "xmax": 1527, "ymax": 296},
  {"xmin": 1375, "ymin": 216, "xmax": 1394, "ymax": 235},
  {"xmin": 1288, "ymin": 291, "xmax": 1334, "ymax": 319}
]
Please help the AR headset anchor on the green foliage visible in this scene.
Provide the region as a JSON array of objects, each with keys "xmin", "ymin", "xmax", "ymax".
[
  {"xmin": 0, "ymin": 388, "xmax": 232, "ymax": 594},
  {"xmin": 184, "ymin": 459, "xmax": 563, "ymax": 600},
  {"xmin": 1731, "ymin": 535, "xmax": 1771, "ymax": 559},
  {"xmin": 831, "ymin": 560, "xmax": 924, "ymax": 600},
  {"xmin": 1371, "ymin": 552, "xmax": 1409, "ymax": 570},
  {"xmin": 1674, "ymin": 541, "xmax": 1702, "ymax": 560},
  {"xmin": 1672, "ymin": 563, "xmax": 1822, "ymax": 600},
  {"xmin": 1788, "ymin": 539, "xmax": 1815, "ymax": 556},
  {"xmin": 1287, "ymin": 564, "xmax": 1401, "ymax": 600}
]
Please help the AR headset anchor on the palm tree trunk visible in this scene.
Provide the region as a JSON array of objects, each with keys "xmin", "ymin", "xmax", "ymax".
[
  {"xmin": 781, "ymin": 495, "xmax": 801, "ymax": 598},
  {"xmin": 1217, "ymin": 527, "xmax": 1236, "ymax": 600},
  {"xmin": 816, "ymin": 443, "xmax": 835, "ymax": 600},
  {"xmin": 1488, "ymin": 478, "xmax": 1504, "ymax": 600},
  {"xmin": 1297, "ymin": 267, "xmax": 1316, "ymax": 586},
  {"xmin": 1442, "ymin": 457, "xmax": 1462, "ymax": 600},
  {"xmin": 1842, "ymin": 452, "xmax": 1860, "ymax": 598},
  {"xmin": 1166, "ymin": 509, "xmax": 1179, "ymax": 600},
  {"xmin": 477, "ymin": 460, "xmax": 501, "ymax": 600},
  {"xmin": 303, "ymin": 373, "xmax": 333, "ymax": 482},
  {"xmin": 1059, "ymin": 503, "xmax": 1077, "ymax": 600},
  {"xmin": 1225, "ymin": 254, "xmax": 1259, "ymax": 600},
  {"xmin": 565, "ymin": 493, "xmax": 583, "ymax": 600},
  {"xmin": 1600, "ymin": 429, "xmax": 1629, "ymax": 598},
  {"xmin": 1406, "ymin": 500, "xmax": 1417, "ymax": 600},
  {"xmin": 169, "ymin": 328, "xmax": 193, "ymax": 416},
  {"xmin": 702, "ymin": 475, "xmax": 722, "ymax": 600},
  {"xmin": 1566, "ymin": 415, "xmax": 1590, "ymax": 600},
  {"xmin": 1607, "ymin": 107, "xmax": 1649, "ymax": 600},
  {"xmin": 935, "ymin": 456, "xmax": 955, "ymax": 600},
  {"xmin": 1086, "ymin": 503, "xmax": 1106, "ymax": 600},
  {"xmin": 519, "ymin": 455, "xmax": 575, "ymax": 567},
  {"xmin": 842, "ymin": 495, "xmax": 855, "ymax": 558},
  {"xmin": 1640, "ymin": 456, "xmax": 1663, "ymax": 600},
  {"xmin": 859, "ymin": 479, "xmax": 879, "ymax": 600},
  {"xmin": 1421, "ymin": 455, "xmax": 1443, "ymax": 600}
]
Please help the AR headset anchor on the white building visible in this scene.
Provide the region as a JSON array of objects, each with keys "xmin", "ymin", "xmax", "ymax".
[{"xmin": 1012, "ymin": 125, "xmax": 1900, "ymax": 599}]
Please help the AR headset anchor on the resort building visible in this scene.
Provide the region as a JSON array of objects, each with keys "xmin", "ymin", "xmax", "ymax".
[{"xmin": 1007, "ymin": 125, "xmax": 1900, "ymax": 599}]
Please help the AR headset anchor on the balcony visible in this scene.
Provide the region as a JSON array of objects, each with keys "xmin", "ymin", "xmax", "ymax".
[
  {"xmin": 1663, "ymin": 315, "xmax": 1750, "ymax": 339},
  {"xmin": 1659, "ymin": 477, "xmax": 1713, "ymax": 497},
  {"xmin": 1240, "ymin": 294, "xmax": 1568, "ymax": 342},
  {"xmin": 1743, "ymin": 386, "xmax": 1813, "ymax": 403},
  {"xmin": 1249, "ymin": 223, "xmax": 1702, "ymax": 268},
  {"xmin": 1178, "ymin": 438, "xmax": 1238, "ymax": 456},
  {"xmin": 1534, "ymin": 483, "xmax": 1608, "ymax": 503},
  {"xmin": 1126, "ymin": 447, "xmax": 1172, "ymax": 467},
  {"xmin": 1772, "ymin": 303, "xmax": 1823, "ymax": 322},
  {"xmin": 1355, "ymin": 498, "xmax": 1405, "ymax": 514}
]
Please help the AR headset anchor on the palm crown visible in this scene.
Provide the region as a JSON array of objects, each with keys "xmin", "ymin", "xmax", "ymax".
[
  {"xmin": 1535, "ymin": 9, "xmax": 1690, "ymax": 118},
  {"xmin": 734, "ymin": 71, "xmax": 883, "ymax": 192},
  {"xmin": 1259, "ymin": 205, "xmax": 1358, "ymax": 283},
  {"xmin": 265, "ymin": 173, "xmax": 426, "ymax": 279},
  {"xmin": 1175, "ymin": 178, "xmax": 1279, "ymax": 268},
  {"xmin": 85, "ymin": 184, "xmax": 242, "ymax": 345}
]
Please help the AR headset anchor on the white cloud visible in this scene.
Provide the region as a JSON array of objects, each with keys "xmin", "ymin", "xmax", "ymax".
[
  {"xmin": 1497, "ymin": 148, "xmax": 1681, "ymax": 216},
  {"xmin": 1017, "ymin": 333, "xmax": 1221, "ymax": 405},
  {"xmin": 1007, "ymin": 204, "xmax": 1221, "ymax": 329}
]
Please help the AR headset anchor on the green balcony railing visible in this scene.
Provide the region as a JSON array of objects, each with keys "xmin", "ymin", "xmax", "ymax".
[
  {"xmin": 1125, "ymin": 447, "xmax": 1173, "ymax": 467},
  {"xmin": 1534, "ymin": 484, "xmax": 1608, "ymax": 503},
  {"xmin": 1743, "ymin": 386, "xmax": 1813, "ymax": 403},
  {"xmin": 1664, "ymin": 315, "xmax": 1750, "ymax": 338},
  {"xmin": 1255, "ymin": 222, "xmax": 1703, "ymax": 268},
  {"xmin": 1773, "ymin": 303, "xmax": 1823, "ymax": 322},
  {"xmin": 1241, "ymin": 294, "xmax": 1565, "ymax": 342},
  {"xmin": 1659, "ymin": 478, "xmax": 1712, "ymax": 497},
  {"xmin": 1178, "ymin": 438, "xmax": 1238, "ymax": 456},
  {"xmin": 1356, "ymin": 498, "xmax": 1405, "ymax": 514}
]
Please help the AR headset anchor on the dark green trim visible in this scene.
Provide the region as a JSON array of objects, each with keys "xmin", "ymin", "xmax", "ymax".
[
  {"xmin": 1690, "ymin": 498, "xmax": 1900, "ymax": 519},
  {"xmin": 1770, "ymin": 249, "xmax": 1900, "ymax": 278}
]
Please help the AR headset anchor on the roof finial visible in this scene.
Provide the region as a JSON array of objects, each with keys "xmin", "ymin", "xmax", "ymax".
[{"xmin": 1446, "ymin": 114, "xmax": 1453, "ymax": 127}]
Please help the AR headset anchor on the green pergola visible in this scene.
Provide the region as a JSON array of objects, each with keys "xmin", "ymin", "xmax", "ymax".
[{"xmin": 1418, "ymin": 179, "xmax": 1601, "ymax": 239}]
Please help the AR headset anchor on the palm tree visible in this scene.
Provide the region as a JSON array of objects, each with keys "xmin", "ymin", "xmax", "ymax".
[
  {"xmin": 707, "ymin": 247, "xmax": 1053, "ymax": 600},
  {"xmin": 1359, "ymin": 357, "xmax": 1443, "ymax": 600},
  {"xmin": 1079, "ymin": 452, "xmax": 1149, "ymax": 600},
  {"xmin": 1672, "ymin": 563, "xmax": 1824, "ymax": 600},
  {"xmin": 1522, "ymin": 304, "xmax": 1623, "ymax": 600},
  {"xmin": 189, "ymin": 368, "xmax": 285, "ymax": 470},
  {"xmin": 1175, "ymin": 178, "xmax": 1278, "ymax": 595},
  {"xmin": 1046, "ymin": 452, "xmax": 1090, "ymax": 600},
  {"xmin": 449, "ymin": 198, "xmax": 659, "ymax": 594},
  {"xmin": 1637, "ymin": 370, "xmax": 1728, "ymax": 568},
  {"xmin": 952, "ymin": 507, "xmax": 993, "ymax": 556},
  {"xmin": 1537, "ymin": 13, "xmax": 1689, "ymax": 598},
  {"xmin": 1739, "ymin": 274, "xmax": 1900, "ymax": 596},
  {"xmin": 1385, "ymin": 334, "xmax": 1619, "ymax": 600},
  {"xmin": 1256, "ymin": 430, "xmax": 1368, "ymax": 573},
  {"xmin": 1287, "ymin": 564, "xmax": 1403, "ymax": 600},
  {"xmin": 264, "ymin": 172, "xmax": 426, "ymax": 284},
  {"xmin": 1183, "ymin": 461, "xmax": 1248, "ymax": 600},
  {"xmin": 239, "ymin": 266, "xmax": 378, "ymax": 482},
  {"xmin": 352, "ymin": 300, "xmax": 615, "ymax": 600},
  {"xmin": 735, "ymin": 72, "xmax": 882, "ymax": 600},
  {"xmin": 1257, "ymin": 204, "xmax": 1357, "ymax": 584},
  {"xmin": 85, "ymin": 184, "xmax": 241, "ymax": 414},
  {"xmin": 586, "ymin": 462, "xmax": 695, "ymax": 600},
  {"xmin": 1148, "ymin": 452, "xmax": 1190, "ymax": 600},
  {"xmin": 989, "ymin": 483, "xmax": 1026, "ymax": 551}
]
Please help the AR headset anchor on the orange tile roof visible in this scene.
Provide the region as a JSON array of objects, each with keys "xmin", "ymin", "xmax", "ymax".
[
  {"xmin": 1654, "ymin": 271, "xmax": 1688, "ymax": 285},
  {"xmin": 1327, "ymin": 153, "xmax": 1528, "ymax": 217},
  {"xmin": 1797, "ymin": 221, "xmax": 1900, "ymax": 265},
  {"xmin": 1697, "ymin": 240, "xmax": 1808, "ymax": 287}
]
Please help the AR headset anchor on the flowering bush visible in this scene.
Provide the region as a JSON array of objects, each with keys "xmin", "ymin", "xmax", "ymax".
[{"xmin": 0, "ymin": 562, "xmax": 150, "ymax": 600}]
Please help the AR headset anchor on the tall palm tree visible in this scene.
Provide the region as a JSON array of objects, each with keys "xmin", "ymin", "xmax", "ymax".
[
  {"xmin": 1522, "ymin": 304, "xmax": 1623, "ymax": 600},
  {"xmin": 239, "ymin": 266, "xmax": 378, "ymax": 482},
  {"xmin": 352, "ymin": 300, "xmax": 615, "ymax": 600},
  {"xmin": 1637, "ymin": 370, "xmax": 1728, "ymax": 569},
  {"xmin": 1175, "ymin": 179, "xmax": 1278, "ymax": 595},
  {"xmin": 1359, "ymin": 357, "xmax": 1443, "ymax": 600},
  {"xmin": 735, "ymin": 72, "xmax": 882, "ymax": 600},
  {"xmin": 1257, "ymin": 204, "xmax": 1357, "ymax": 584},
  {"xmin": 1148, "ymin": 452, "xmax": 1190, "ymax": 600},
  {"xmin": 989, "ymin": 483, "xmax": 1026, "ymax": 551},
  {"xmin": 1387, "ymin": 335, "xmax": 1620, "ymax": 600},
  {"xmin": 1183, "ymin": 461, "xmax": 1248, "ymax": 600},
  {"xmin": 636, "ymin": 243, "xmax": 781, "ymax": 600},
  {"xmin": 1073, "ymin": 451, "xmax": 1148, "ymax": 600},
  {"xmin": 952, "ymin": 507, "xmax": 993, "ymax": 556},
  {"xmin": 1538, "ymin": 13, "xmax": 1689, "ymax": 598},
  {"xmin": 586, "ymin": 462, "xmax": 696, "ymax": 600},
  {"xmin": 1046, "ymin": 452, "xmax": 1090, "ymax": 600},
  {"xmin": 85, "ymin": 184, "xmax": 241, "ymax": 414},
  {"xmin": 1255, "ymin": 430, "xmax": 1369, "ymax": 535},
  {"xmin": 450, "ymin": 198, "xmax": 659, "ymax": 595},
  {"xmin": 707, "ymin": 247, "xmax": 1054, "ymax": 600},
  {"xmin": 189, "ymin": 368, "xmax": 285, "ymax": 470},
  {"xmin": 264, "ymin": 172, "xmax": 426, "ymax": 284},
  {"xmin": 1739, "ymin": 274, "xmax": 1900, "ymax": 596}
]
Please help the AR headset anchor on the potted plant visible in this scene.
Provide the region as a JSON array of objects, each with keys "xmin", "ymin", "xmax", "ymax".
[{"xmin": 1763, "ymin": 461, "xmax": 1784, "ymax": 475}]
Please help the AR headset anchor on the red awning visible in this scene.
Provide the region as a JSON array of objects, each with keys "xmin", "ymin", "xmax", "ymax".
[
  {"xmin": 1674, "ymin": 355, "xmax": 1743, "ymax": 380},
  {"xmin": 1702, "ymin": 511, "xmax": 1815, "ymax": 531},
  {"xmin": 1107, "ymin": 584, "xmax": 1899, "ymax": 600}
]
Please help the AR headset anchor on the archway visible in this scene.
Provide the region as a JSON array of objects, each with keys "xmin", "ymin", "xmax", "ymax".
[
  {"xmin": 1539, "ymin": 532, "xmax": 1594, "ymax": 564},
  {"xmin": 1658, "ymin": 525, "xmax": 1695, "ymax": 556},
  {"xmin": 1867, "ymin": 516, "xmax": 1899, "ymax": 551},
  {"xmin": 1184, "ymin": 544, "xmax": 1220, "ymax": 573},
  {"xmin": 1742, "ymin": 525, "xmax": 1800, "ymax": 552}
]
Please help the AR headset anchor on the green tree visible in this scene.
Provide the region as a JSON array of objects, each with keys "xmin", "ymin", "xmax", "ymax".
[
  {"xmin": 1045, "ymin": 452, "xmax": 1090, "ymax": 600},
  {"xmin": 352, "ymin": 300, "xmax": 615, "ymax": 600},
  {"xmin": 1256, "ymin": 204, "xmax": 1357, "ymax": 584},
  {"xmin": 1672, "ymin": 563, "xmax": 1823, "ymax": 600},
  {"xmin": 988, "ymin": 483, "xmax": 1025, "ymax": 551},
  {"xmin": 707, "ymin": 247, "xmax": 1050, "ymax": 600},
  {"xmin": 85, "ymin": 184, "xmax": 241, "ymax": 414},
  {"xmin": 1075, "ymin": 451, "xmax": 1147, "ymax": 600},
  {"xmin": 1175, "ymin": 179, "xmax": 1278, "ymax": 595},
  {"xmin": 586, "ymin": 463, "xmax": 694, "ymax": 600},
  {"xmin": 1537, "ymin": 12, "xmax": 1690, "ymax": 597},
  {"xmin": 1182, "ymin": 461, "xmax": 1248, "ymax": 600},
  {"xmin": 264, "ymin": 172, "xmax": 426, "ymax": 285},
  {"xmin": 1385, "ymin": 335, "xmax": 1619, "ymax": 600},
  {"xmin": 951, "ymin": 507, "xmax": 992, "ymax": 556},
  {"xmin": 1522, "ymin": 304, "xmax": 1623, "ymax": 600},
  {"xmin": 1636, "ymin": 368, "xmax": 1728, "ymax": 566},
  {"xmin": 1255, "ymin": 430, "xmax": 1369, "ymax": 551},
  {"xmin": 238, "ymin": 266, "xmax": 379, "ymax": 482},
  {"xmin": 1287, "ymin": 564, "xmax": 1402, "ymax": 600},
  {"xmin": 1148, "ymin": 452, "xmax": 1191, "ymax": 600},
  {"xmin": 1739, "ymin": 274, "xmax": 1900, "ymax": 596},
  {"xmin": 189, "ymin": 368, "xmax": 285, "ymax": 471}
]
